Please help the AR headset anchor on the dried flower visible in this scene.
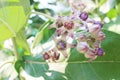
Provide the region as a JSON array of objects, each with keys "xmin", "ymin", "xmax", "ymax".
[
  {"xmin": 43, "ymin": 52, "xmax": 50, "ymax": 60},
  {"xmin": 64, "ymin": 21, "xmax": 74, "ymax": 30},
  {"xmin": 56, "ymin": 17, "xmax": 63, "ymax": 28}
]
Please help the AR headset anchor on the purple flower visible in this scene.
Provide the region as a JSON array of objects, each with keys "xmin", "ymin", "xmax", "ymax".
[
  {"xmin": 79, "ymin": 12, "xmax": 88, "ymax": 21},
  {"xmin": 96, "ymin": 48, "xmax": 104, "ymax": 56},
  {"xmin": 57, "ymin": 40, "xmax": 67, "ymax": 50},
  {"xmin": 47, "ymin": 2, "xmax": 106, "ymax": 62}
]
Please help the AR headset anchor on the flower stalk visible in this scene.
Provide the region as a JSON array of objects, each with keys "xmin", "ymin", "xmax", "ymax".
[{"xmin": 12, "ymin": 37, "xmax": 19, "ymax": 60}]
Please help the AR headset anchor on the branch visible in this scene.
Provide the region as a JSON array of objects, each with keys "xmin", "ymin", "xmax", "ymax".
[{"xmin": 31, "ymin": 12, "xmax": 55, "ymax": 21}]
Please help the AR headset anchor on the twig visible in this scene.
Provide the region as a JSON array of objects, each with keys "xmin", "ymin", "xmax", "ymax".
[{"xmin": 31, "ymin": 12, "xmax": 55, "ymax": 21}]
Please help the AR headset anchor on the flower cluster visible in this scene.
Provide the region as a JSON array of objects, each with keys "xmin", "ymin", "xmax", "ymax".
[{"xmin": 43, "ymin": 2, "xmax": 105, "ymax": 62}]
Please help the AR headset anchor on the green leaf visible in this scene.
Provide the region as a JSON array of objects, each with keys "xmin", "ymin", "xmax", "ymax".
[
  {"xmin": 46, "ymin": 70, "xmax": 66, "ymax": 80},
  {"xmin": 15, "ymin": 60, "xmax": 23, "ymax": 73},
  {"xmin": 0, "ymin": 19, "xmax": 15, "ymax": 40},
  {"xmin": 107, "ymin": 9, "xmax": 117, "ymax": 19},
  {"xmin": 67, "ymin": 47, "xmax": 86, "ymax": 62},
  {"xmin": 22, "ymin": 55, "xmax": 49, "ymax": 77},
  {"xmin": 66, "ymin": 30, "xmax": 120, "ymax": 80},
  {"xmin": 15, "ymin": 60, "xmax": 24, "ymax": 79},
  {"xmin": 22, "ymin": 55, "xmax": 67, "ymax": 80},
  {"xmin": 15, "ymin": 30, "xmax": 31, "ymax": 55},
  {"xmin": 65, "ymin": 62, "xmax": 120, "ymax": 80},
  {"xmin": 32, "ymin": 20, "xmax": 55, "ymax": 48},
  {"xmin": 29, "ymin": 15, "xmax": 45, "ymax": 29},
  {"xmin": 0, "ymin": 0, "xmax": 31, "ymax": 40},
  {"xmin": 39, "ymin": 27, "xmax": 55, "ymax": 44}
]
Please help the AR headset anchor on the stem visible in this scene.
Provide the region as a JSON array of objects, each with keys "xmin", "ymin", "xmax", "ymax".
[
  {"xmin": 31, "ymin": 12, "xmax": 55, "ymax": 21},
  {"xmin": 12, "ymin": 37, "xmax": 19, "ymax": 60},
  {"xmin": 95, "ymin": 0, "xmax": 98, "ymax": 7},
  {"xmin": 0, "ymin": 61, "xmax": 13, "ymax": 69}
]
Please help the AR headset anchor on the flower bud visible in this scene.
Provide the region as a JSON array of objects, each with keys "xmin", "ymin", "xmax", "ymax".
[
  {"xmin": 77, "ymin": 42, "xmax": 89, "ymax": 54},
  {"xmin": 54, "ymin": 52, "xmax": 60, "ymax": 60},
  {"xmin": 43, "ymin": 52, "xmax": 50, "ymax": 60},
  {"xmin": 78, "ymin": 34, "xmax": 87, "ymax": 41},
  {"xmin": 96, "ymin": 31, "xmax": 105, "ymax": 41},
  {"xmin": 56, "ymin": 19, "xmax": 63, "ymax": 28},
  {"xmin": 57, "ymin": 40, "xmax": 67, "ymax": 50},
  {"xmin": 94, "ymin": 21, "xmax": 103, "ymax": 28},
  {"xmin": 79, "ymin": 12, "xmax": 88, "ymax": 21},
  {"xmin": 87, "ymin": 36, "xmax": 96, "ymax": 45},
  {"xmin": 84, "ymin": 50, "xmax": 97, "ymax": 60},
  {"xmin": 95, "ymin": 48, "xmax": 104, "ymax": 56},
  {"xmin": 89, "ymin": 25, "xmax": 101, "ymax": 36},
  {"xmin": 56, "ymin": 29, "xmax": 62, "ymax": 36},
  {"xmin": 93, "ymin": 41, "xmax": 100, "ymax": 48},
  {"xmin": 64, "ymin": 21, "xmax": 74, "ymax": 30}
]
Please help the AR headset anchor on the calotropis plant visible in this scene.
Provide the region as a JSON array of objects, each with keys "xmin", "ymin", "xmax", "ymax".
[{"xmin": 42, "ymin": 2, "xmax": 105, "ymax": 62}]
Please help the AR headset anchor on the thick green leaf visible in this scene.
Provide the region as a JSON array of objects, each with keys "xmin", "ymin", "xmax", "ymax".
[
  {"xmin": 0, "ymin": 0, "xmax": 31, "ymax": 40},
  {"xmin": 65, "ymin": 63, "xmax": 120, "ymax": 80},
  {"xmin": 67, "ymin": 47, "xmax": 86, "ymax": 62},
  {"xmin": 65, "ymin": 30, "xmax": 120, "ymax": 80},
  {"xmin": 15, "ymin": 60, "xmax": 23, "ymax": 73},
  {"xmin": 0, "ymin": 19, "xmax": 15, "ymax": 40},
  {"xmin": 22, "ymin": 55, "xmax": 66, "ymax": 80},
  {"xmin": 22, "ymin": 55, "xmax": 49, "ymax": 77},
  {"xmin": 46, "ymin": 70, "xmax": 66, "ymax": 80}
]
